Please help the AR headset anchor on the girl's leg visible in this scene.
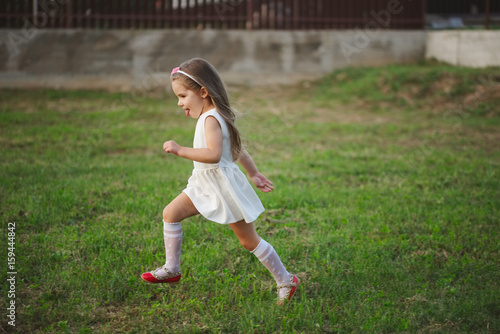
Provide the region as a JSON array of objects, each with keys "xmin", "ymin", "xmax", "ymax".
[
  {"xmin": 142, "ymin": 193, "xmax": 198, "ymax": 283},
  {"xmin": 162, "ymin": 192, "xmax": 199, "ymax": 223},
  {"xmin": 228, "ymin": 219, "xmax": 260, "ymax": 251},
  {"xmin": 229, "ymin": 220, "xmax": 297, "ymax": 301}
]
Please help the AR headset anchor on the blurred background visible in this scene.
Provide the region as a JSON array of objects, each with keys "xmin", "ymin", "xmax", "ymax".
[
  {"xmin": 1, "ymin": 0, "xmax": 498, "ymax": 30},
  {"xmin": 0, "ymin": 0, "xmax": 498, "ymax": 90}
]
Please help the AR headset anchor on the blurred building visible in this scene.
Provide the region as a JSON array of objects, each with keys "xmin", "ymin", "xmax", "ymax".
[{"xmin": 427, "ymin": 0, "xmax": 499, "ymax": 29}]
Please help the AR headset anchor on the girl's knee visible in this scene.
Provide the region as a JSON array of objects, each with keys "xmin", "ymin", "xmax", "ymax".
[
  {"xmin": 238, "ymin": 237, "xmax": 260, "ymax": 252},
  {"xmin": 162, "ymin": 205, "xmax": 175, "ymax": 223},
  {"xmin": 162, "ymin": 193, "xmax": 198, "ymax": 223}
]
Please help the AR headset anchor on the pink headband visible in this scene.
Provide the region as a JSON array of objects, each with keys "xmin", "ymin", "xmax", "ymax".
[{"xmin": 171, "ymin": 67, "xmax": 202, "ymax": 86}]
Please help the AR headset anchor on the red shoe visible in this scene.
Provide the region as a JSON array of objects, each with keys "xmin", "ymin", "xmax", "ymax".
[
  {"xmin": 277, "ymin": 274, "xmax": 300, "ymax": 305},
  {"xmin": 141, "ymin": 266, "xmax": 181, "ymax": 284}
]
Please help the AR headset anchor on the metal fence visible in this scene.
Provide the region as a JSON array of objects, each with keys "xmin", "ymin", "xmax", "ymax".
[{"xmin": 0, "ymin": 0, "xmax": 426, "ymax": 30}]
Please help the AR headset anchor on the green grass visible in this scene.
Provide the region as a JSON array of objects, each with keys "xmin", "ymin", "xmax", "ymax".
[{"xmin": 1, "ymin": 62, "xmax": 499, "ymax": 333}]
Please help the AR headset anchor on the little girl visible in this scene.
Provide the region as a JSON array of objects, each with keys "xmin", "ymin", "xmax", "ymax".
[{"xmin": 141, "ymin": 58, "xmax": 299, "ymax": 304}]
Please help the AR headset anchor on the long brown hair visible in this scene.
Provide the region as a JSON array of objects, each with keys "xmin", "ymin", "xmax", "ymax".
[{"xmin": 171, "ymin": 58, "xmax": 242, "ymax": 161}]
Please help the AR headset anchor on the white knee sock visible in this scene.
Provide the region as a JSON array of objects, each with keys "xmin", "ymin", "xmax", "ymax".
[
  {"xmin": 251, "ymin": 238, "xmax": 291, "ymax": 299},
  {"xmin": 155, "ymin": 221, "xmax": 182, "ymax": 276}
]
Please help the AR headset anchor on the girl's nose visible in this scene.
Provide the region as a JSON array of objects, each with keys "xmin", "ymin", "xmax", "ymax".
[{"xmin": 177, "ymin": 100, "xmax": 183, "ymax": 107}]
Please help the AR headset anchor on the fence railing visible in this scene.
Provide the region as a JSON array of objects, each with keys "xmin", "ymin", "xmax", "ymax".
[{"xmin": 0, "ymin": 0, "xmax": 426, "ymax": 30}]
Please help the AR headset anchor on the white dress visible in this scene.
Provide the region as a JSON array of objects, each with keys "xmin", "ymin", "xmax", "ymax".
[{"xmin": 183, "ymin": 108, "xmax": 265, "ymax": 224}]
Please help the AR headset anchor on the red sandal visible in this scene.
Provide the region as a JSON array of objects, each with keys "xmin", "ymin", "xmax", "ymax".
[
  {"xmin": 141, "ymin": 266, "xmax": 181, "ymax": 284},
  {"xmin": 277, "ymin": 274, "xmax": 300, "ymax": 305}
]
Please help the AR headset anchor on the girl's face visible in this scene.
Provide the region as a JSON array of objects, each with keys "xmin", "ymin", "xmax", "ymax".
[{"xmin": 172, "ymin": 80, "xmax": 213, "ymax": 119}]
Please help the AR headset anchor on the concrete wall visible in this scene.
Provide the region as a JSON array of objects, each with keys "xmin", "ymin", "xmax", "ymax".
[
  {"xmin": 426, "ymin": 31, "xmax": 500, "ymax": 68},
  {"xmin": 2, "ymin": 29, "xmax": 498, "ymax": 91},
  {"xmin": 0, "ymin": 29, "xmax": 426, "ymax": 90}
]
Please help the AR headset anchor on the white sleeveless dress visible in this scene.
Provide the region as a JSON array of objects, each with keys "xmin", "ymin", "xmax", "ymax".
[{"xmin": 183, "ymin": 109, "xmax": 265, "ymax": 224}]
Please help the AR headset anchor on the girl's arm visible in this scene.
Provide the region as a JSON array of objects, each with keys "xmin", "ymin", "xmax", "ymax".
[
  {"xmin": 238, "ymin": 149, "xmax": 274, "ymax": 193},
  {"xmin": 163, "ymin": 116, "xmax": 222, "ymax": 164}
]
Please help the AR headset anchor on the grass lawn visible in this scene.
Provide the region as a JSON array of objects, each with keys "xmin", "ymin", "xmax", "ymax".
[{"xmin": 1, "ymin": 63, "xmax": 499, "ymax": 333}]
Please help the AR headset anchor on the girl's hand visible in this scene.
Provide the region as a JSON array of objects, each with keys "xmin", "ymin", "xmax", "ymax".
[
  {"xmin": 163, "ymin": 140, "xmax": 181, "ymax": 155},
  {"xmin": 251, "ymin": 172, "xmax": 274, "ymax": 193}
]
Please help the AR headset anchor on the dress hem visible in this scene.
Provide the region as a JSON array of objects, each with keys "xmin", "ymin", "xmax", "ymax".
[{"xmin": 182, "ymin": 189, "xmax": 263, "ymax": 225}]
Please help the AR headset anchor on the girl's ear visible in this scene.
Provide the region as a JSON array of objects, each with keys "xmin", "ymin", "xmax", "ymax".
[{"xmin": 200, "ymin": 87, "xmax": 210, "ymax": 99}]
